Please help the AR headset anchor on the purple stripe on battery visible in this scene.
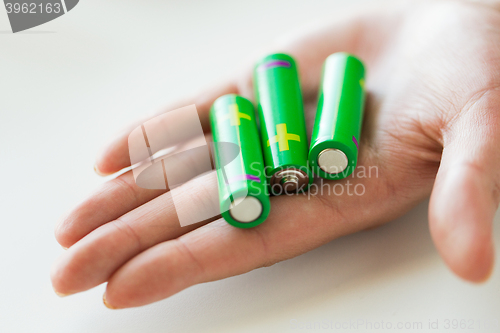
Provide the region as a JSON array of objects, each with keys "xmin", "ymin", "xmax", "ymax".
[
  {"xmin": 259, "ymin": 60, "xmax": 291, "ymax": 70},
  {"xmin": 227, "ymin": 174, "xmax": 261, "ymax": 183},
  {"xmin": 352, "ymin": 136, "xmax": 359, "ymax": 149}
]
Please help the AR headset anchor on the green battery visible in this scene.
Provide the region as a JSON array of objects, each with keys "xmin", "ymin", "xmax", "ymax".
[
  {"xmin": 254, "ymin": 53, "xmax": 312, "ymax": 195},
  {"xmin": 210, "ymin": 94, "xmax": 270, "ymax": 228},
  {"xmin": 309, "ymin": 53, "xmax": 366, "ymax": 180}
]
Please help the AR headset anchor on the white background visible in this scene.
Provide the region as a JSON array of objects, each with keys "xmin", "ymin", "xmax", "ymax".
[{"xmin": 0, "ymin": 1, "xmax": 499, "ymax": 332}]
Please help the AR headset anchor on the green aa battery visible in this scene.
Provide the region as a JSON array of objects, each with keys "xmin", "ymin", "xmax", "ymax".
[
  {"xmin": 210, "ymin": 94, "xmax": 270, "ymax": 228},
  {"xmin": 254, "ymin": 53, "xmax": 312, "ymax": 195},
  {"xmin": 309, "ymin": 53, "xmax": 366, "ymax": 180}
]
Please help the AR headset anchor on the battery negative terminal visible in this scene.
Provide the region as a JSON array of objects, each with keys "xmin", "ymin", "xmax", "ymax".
[{"xmin": 317, "ymin": 148, "xmax": 349, "ymax": 174}]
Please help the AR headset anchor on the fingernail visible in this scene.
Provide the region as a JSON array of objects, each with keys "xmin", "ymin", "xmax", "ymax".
[
  {"xmin": 94, "ymin": 164, "xmax": 107, "ymax": 177},
  {"xmin": 103, "ymin": 293, "xmax": 117, "ymax": 310},
  {"xmin": 62, "ymin": 246, "xmax": 68, "ymax": 250},
  {"xmin": 54, "ymin": 290, "xmax": 71, "ymax": 297}
]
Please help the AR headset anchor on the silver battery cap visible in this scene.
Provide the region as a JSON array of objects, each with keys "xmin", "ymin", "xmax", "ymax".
[
  {"xmin": 317, "ymin": 148, "xmax": 349, "ymax": 174},
  {"xmin": 229, "ymin": 196, "xmax": 262, "ymax": 223}
]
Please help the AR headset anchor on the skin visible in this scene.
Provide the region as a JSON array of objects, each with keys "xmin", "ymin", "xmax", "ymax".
[{"xmin": 51, "ymin": 0, "xmax": 500, "ymax": 309}]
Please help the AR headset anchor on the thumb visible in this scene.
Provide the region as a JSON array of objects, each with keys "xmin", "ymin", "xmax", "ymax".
[{"xmin": 429, "ymin": 89, "xmax": 500, "ymax": 282}]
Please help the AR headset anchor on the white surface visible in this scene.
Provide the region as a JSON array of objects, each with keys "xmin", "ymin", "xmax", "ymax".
[
  {"xmin": 230, "ymin": 197, "xmax": 263, "ymax": 223},
  {"xmin": 0, "ymin": 1, "xmax": 499, "ymax": 332}
]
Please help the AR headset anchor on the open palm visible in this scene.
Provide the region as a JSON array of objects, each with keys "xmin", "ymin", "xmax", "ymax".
[{"xmin": 52, "ymin": 0, "xmax": 500, "ymax": 308}]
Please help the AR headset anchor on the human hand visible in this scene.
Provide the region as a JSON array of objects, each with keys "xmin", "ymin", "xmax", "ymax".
[{"xmin": 51, "ymin": 0, "xmax": 500, "ymax": 308}]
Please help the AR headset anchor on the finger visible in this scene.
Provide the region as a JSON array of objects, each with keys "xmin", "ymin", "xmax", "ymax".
[
  {"xmin": 103, "ymin": 169, "xmax": 418, "ymax": 309},
  {"xmin": 429, "ymin": 88, "xmax": 500, "ymax": 282},
  {"xmin": 51, "ymin": 172, "xmax": 220, "ymax": 296},
  {"xmin": 95, "ymin": 81, "xmax": 239, "ymax": 176},
  {"xmin": 55, "ymin": 171, "xmax": 166, "ymax": 249},
  {"xmin": 57, "ymin": 133, "xmax": 215, "ymax": 248}
]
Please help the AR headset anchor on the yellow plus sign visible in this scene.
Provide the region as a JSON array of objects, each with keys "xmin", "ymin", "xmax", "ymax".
[
  {"xmin": 221, "ymin": 104, "xmax": 251, "ymax": 126},
  {"xmin": 267, "ymin": 123, "xmax": 300, "ymax": 152}
]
